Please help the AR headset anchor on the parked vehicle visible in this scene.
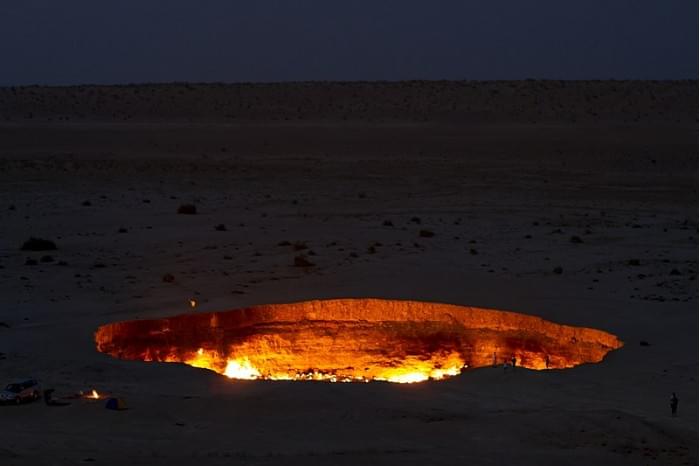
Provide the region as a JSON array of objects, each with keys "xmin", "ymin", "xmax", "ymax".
[{"xmin": 0, "ymin": 379, "xmax": 41, "ymax": 404}]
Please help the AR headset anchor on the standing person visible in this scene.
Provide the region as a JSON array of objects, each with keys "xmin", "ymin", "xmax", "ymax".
[
  {"xmin": 670, "ymin": 393, "xmax": 679, "ymax": 417},
  {"xmin": 511, "ymin": 355, "xmax": 516, "ymax": 368},
  {"xmin": 545, "ymin": 355, "xmax": 550, "ymax": 369}
]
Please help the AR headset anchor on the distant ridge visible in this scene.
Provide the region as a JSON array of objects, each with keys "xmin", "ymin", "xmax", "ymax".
[{"xmin": 0, "ymin": 80, "xmax": 695, "ymax": 124}]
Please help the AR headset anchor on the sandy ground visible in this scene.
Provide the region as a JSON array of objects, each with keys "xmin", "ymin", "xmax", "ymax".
[{"xmin": 0, "ymin": 82, "xmax": 697, "ymax": 465}]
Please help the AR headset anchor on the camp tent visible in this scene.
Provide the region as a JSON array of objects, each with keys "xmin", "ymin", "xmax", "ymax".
[{"xmin": 105, "ymin": 397, "xmax": 127, "ymax": 410}]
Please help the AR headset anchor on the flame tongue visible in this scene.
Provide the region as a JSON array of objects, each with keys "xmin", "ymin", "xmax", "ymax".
[{"xmin": 223, "ymin": 358, "xmax": 261, "ymax": 380}]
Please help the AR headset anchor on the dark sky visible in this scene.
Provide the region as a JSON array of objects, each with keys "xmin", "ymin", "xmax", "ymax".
[{"xmin": 1, "ymin": 0, "xmax": 697, "ymax": 85}]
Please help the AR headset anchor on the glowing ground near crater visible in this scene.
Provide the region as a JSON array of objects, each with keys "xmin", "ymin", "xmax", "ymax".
[{"xmin": 95, "ymin": 298, "xmax": 623, "ymax": 383}]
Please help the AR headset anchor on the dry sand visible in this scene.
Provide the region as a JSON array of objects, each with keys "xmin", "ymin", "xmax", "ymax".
[{"xmin": 0, "ymin": 81, "xmax": 697, "ymax": 465}]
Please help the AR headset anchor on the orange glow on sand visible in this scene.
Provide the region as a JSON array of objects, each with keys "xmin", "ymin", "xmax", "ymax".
[{"xmin": 95, "ymin": 298, "xmax": 623, "ymax": 383}]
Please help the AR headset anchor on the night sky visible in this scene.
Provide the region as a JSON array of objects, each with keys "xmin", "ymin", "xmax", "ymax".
[{"xmin": 1, "ymin": 0, "xmax": 697, "ymax": 85}]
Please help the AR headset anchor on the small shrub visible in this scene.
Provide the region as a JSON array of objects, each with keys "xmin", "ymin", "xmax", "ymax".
[
  {"xmin": 293, "ymin": 255, "xmax": 315, "ymax": 267},
  {"xmin": 177, "ymin": 204, "xmax": 197, "ymax": 215},
  {"xmin": 20, "ymin": 237, "xmax": 57, "ymax": 251},
  {"xmin": 292, "ymin": 241, "xmax": 308, "ymax": 251}
]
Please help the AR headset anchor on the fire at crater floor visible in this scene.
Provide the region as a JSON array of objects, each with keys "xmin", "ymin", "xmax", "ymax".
[{"xmin": 94, "ymin": 298, "xmax": 623, "ymax": 383}]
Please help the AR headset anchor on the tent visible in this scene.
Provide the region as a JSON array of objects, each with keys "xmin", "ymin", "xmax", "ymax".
[{"xmin": 104, "ymin": 398, "xmax": 127, "ymax": 410}]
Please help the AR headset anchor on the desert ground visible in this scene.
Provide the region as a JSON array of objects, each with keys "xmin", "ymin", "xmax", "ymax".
[{"xmin": 0, "ymin": 81, "xmax": 697, "ymax": 465}]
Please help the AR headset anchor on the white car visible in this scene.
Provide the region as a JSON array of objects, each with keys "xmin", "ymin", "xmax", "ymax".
[{"xmin": 0, "ymin": 379, "xmax": 41, "ymax": 404}]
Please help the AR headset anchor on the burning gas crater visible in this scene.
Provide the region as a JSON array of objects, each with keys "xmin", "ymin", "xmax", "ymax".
[{"xmin": 95, "ymin": 299, "xmax": 623, "ymax": 383}]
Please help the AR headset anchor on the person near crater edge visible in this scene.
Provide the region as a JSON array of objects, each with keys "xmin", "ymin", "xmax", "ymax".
[{"xmin": 670, "ymin": 392, "xmax": 679, "ymax": 417}]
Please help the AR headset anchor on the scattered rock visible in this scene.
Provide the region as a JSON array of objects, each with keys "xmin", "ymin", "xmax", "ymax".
[
  {"xmin": 570, "ymin": 235, "xmax": 583, "ymax": 244},
  {"xmin": 419, "ymin": 229, "xmax": 435, "ymax": 238},
  {"xmin": 277, "ymin": 240, "xmax": 292, "ymax": 246},
  {"xmin": 214, "ymin": 224, "xmax": 227, "ymax": 231},
  {"xmin": 670, "ymin": 269, "xmax": 681, "ymax": 276},
  {"xmin": 553, "ymin": 266, "xmax": 563, "ymax": 274},
  {"xmin": 469, "ymin": 248, "xmax": 478, "ymax": 255},
  {"xmin": 24, "ymin": 258, "xmax": 38, "ymax": 266},
  {"xmin": 627, "ymin": 259, "xmax": 641, "ymax": 266},
  {"xmin": 382, "ymin": 220, "xmax": 394, "ymax": 227},
  {"xmin": 639, "ymin": 340, "xmax": 651, "ymax": 346},
  {"xmin": 177, "ymin": 204, "xmax": 197, "ymax": 215},
  {"xmin": 20, "ymin": 237, "xmax": 57, "ymax": 251},
  {"xmin": 118, "ymin": 228, "xmax": 128, "ymax": 233},
  {"xmin": 0, "ymin": 322, "xmax": 9, "ymax": 328},
  {"xmin": 82, "ymin": 200, "xmax": 92, "ymax": 207},
  {"xmin": 410, "ymin": 216, "xmax": 421, "ymax": 224},
  {"xmin": 162, "ymin": 273, "xmax": 175, "ymax": 283},
  {"xmin": 40, "ymin": 255, "xmax": 54, "ymax": 263}
]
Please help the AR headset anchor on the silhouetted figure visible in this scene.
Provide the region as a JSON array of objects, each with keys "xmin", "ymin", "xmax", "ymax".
[
  {"xmin": 43, "ymin": 389, "xmax": 69, "ymax": 406},
  {"xmin": 670, "ymin": 392, "xmax": 678, "ymax": 416},
  {"xmin": 492, "ymin": 352, "xmax": 497, "ymax": 367},
  {"xmin": 545, "ymin": 355, "xmax": 550, "ymax": 369},
  {"xmin": 511, "ymin": 356, "xmax": 516, "ymax": 368}
]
